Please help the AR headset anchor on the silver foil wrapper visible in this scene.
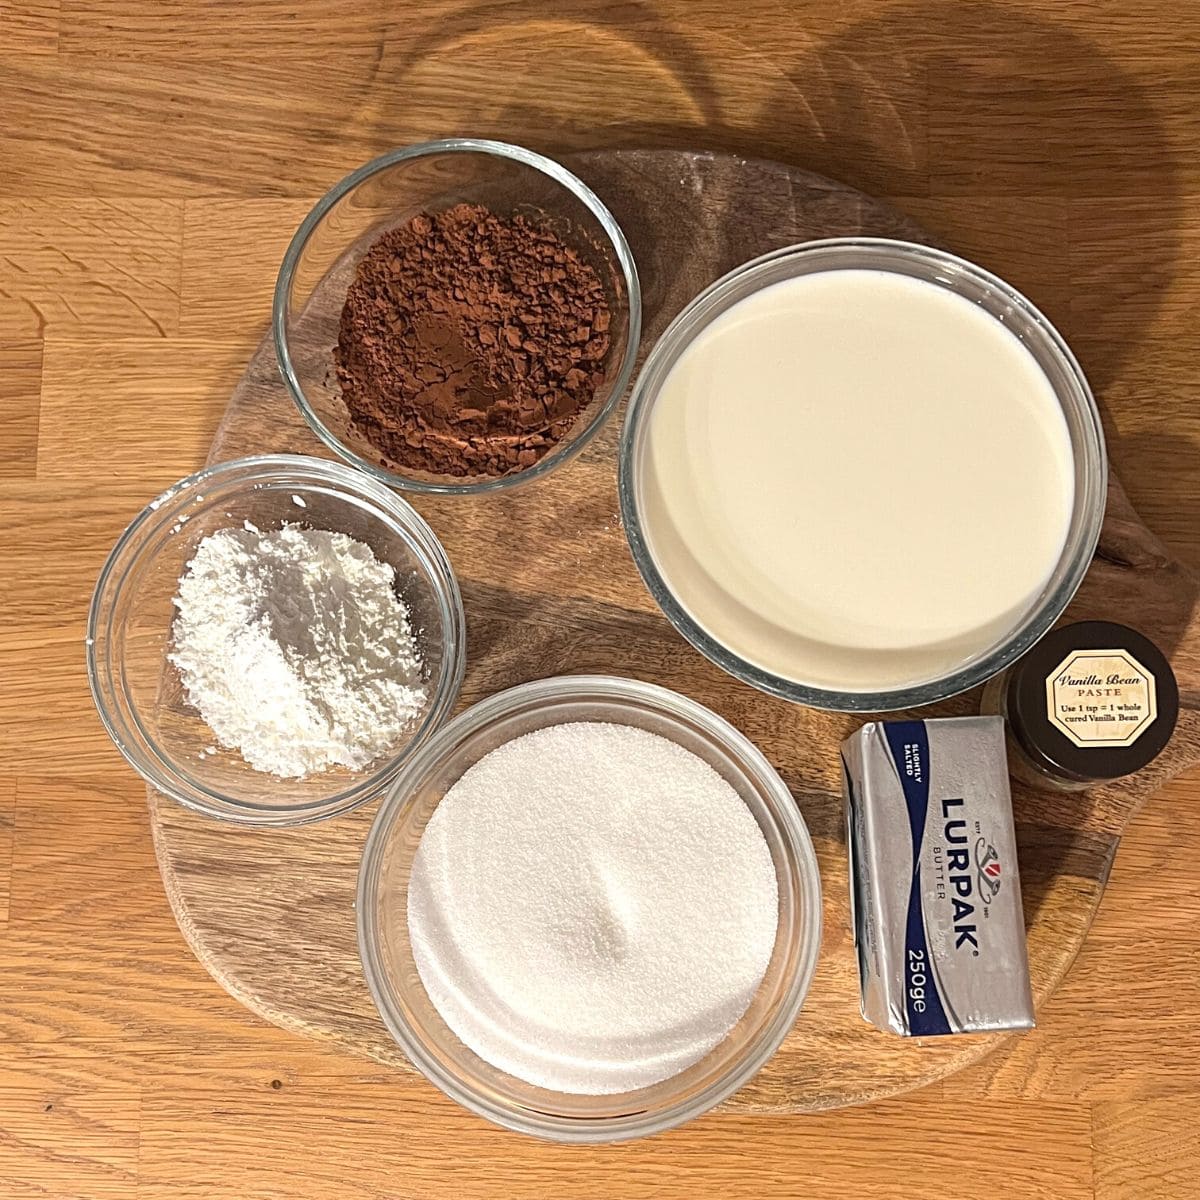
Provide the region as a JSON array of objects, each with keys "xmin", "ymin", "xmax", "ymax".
[{"xmin": 841, "ymin": 716, "xmax": 1035, "ymax": 1036}]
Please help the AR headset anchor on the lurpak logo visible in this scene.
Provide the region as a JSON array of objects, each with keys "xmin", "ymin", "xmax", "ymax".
[
  {"xmin": 940, "ymin": 797, "xmax": 980, "ymax": 951},
  {"xmin": 975, "ymin": 838, "xmax": 1003, "ymax": 905}
]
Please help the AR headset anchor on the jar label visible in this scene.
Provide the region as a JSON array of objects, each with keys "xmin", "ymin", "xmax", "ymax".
[{"xmin": 1045, "ymin": 649, "xmax": 1158, "ymax": 748}]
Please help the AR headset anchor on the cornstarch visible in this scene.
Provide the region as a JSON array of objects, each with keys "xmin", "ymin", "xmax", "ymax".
[
  {"xmin": 170, "ymin": 523, "xmax": 425, "ymax": 777},
  {"xmin": 407, "ymin": 722, "xmax": 779, "ymax": 1094}
]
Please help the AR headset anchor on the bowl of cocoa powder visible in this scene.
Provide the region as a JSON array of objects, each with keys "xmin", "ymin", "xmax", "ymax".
[{"xmin": 274, "ymin": 140, "xmax": 641, "ymax": 493}]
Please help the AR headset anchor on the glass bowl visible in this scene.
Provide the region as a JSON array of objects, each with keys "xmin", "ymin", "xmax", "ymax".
[
  {"xmin": 619, "ymin": 238, "xmax": 1107, "ymax": 713},
  {"xmin": 274, "ymin": 138, "xmax": 642, "ymax": 495},
  {"xmin": 87, "ymin": 454, "xmax": 466, "ymax": 825},
  {"xmin": 357, "ymin": 674, "xmax": 822, "ymax": 1142}
]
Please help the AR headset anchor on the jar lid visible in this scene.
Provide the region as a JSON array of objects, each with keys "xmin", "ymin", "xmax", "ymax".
[{"xmin": 1005, "ymin": 621, "xmax": 1178, "ymax": 783}]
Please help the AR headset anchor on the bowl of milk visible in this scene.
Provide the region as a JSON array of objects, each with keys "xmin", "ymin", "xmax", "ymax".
[{"xmin": 619, "ymin": 239, "xmax": 1106, "ymax": 712}]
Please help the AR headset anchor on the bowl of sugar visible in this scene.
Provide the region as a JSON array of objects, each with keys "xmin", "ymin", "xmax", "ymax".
[
  {"xmin": 620, "ymin": 238, "xmax": 1107, "ymax": 712},
  {"xmin": 87, "ymin": 454, "xmax": 465, "ymax": 825},
  {"xmin": 357, "ymin": 674, "xmax": 822, "ymax": 1142}
]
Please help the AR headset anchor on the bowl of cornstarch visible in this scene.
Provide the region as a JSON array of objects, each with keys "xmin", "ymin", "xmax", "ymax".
[
  {"xmin": 357, "ymin": 675, "xmax": 822, "ymax": 1141},
  {"xmin": 87, "ymin": 454, "xmax": 465, "ymax": 825}
]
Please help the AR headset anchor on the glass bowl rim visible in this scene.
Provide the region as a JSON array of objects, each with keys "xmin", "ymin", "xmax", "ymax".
[
  {"xmin": 86, "ymin": 452, "xmax": 467, "ymax": 825},
  {"xmin": 273, "ymin": 137, "xmax": 644, "ymax": 497},
  {"xmin": 356, "ymin": 672, "xmax": 823, "ymax": 1142},
  {"xmin": 618, "ymin": 236, "xmax": 1108, "ymax": 713}
]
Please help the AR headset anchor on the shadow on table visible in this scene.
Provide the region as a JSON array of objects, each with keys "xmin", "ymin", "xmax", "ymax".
[{"xmin": 357, "ymin": 0, "xmax": 1182, "ymax": 395}]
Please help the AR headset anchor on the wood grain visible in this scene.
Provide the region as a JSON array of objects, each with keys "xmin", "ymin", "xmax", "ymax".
[
  {"xmin": 1094, "ymin": 1100, "xmax": 1200, "ymax": 1200},
  {"xmin": 36, "ymin": 339, "xmax": 240, "ymax": 484},
  {"xmin": 0, "ymin": 200, "xmax": 181, "ymax": 338},
  {"xmin": 0, "ymin": 1065, "xmax": 139, "ymax": 1200},
  {"xmin": 0, "ymin": 778, "xmax": 13, "ymax": 928},
  {"xmin": 179, "ymin": 199, "xmax": 313, "ymax": 339},
  {"xmin": 0, "ymin": 0, "xmax": 58, "ymax": 55},
  {"xmin": 0, "ymin": 342, "xmax": 42, "ymax": 479},
  {"xmin": 4, "ymin": 0, "xmax": 1200, "ymax": 1193},
  {"xmin": 132, "ymin": 1093, "xmax": 1096, "ymax": 1200}
]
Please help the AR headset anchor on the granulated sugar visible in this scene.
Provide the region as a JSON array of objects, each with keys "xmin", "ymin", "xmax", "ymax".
[
  {"xmin": 170, "ymin": 523, "xmax": 425, "ymax": 777},
  {"xmin": 407, "ymin": 722, "xmax": 778, "ymax": 1094}
]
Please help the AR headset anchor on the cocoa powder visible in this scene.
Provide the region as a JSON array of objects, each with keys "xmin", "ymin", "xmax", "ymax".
[{"xmin": 334, "ymin": 203, "xmax": 613, "ymax": 478}]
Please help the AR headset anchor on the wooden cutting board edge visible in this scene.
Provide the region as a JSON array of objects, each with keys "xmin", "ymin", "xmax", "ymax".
[{"xmin": 147, "ymin": 147, "xmax": 1200, "ymax": 1114}]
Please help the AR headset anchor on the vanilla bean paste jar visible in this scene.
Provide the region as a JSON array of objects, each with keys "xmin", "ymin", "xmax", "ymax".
[{"xmin": 982, "ymin": 620, "xmax": 1178, "ymax": 792}]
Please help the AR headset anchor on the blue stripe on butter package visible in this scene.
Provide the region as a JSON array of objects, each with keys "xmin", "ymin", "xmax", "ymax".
[{"xmin": 841, "ymin": 717, "xmax": 1035, "ymax": 1037}]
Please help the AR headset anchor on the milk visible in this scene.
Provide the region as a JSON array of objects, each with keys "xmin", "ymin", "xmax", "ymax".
[{"xmin": 639, "ymin": 269, "xmax": 1075, "ymax": 693}]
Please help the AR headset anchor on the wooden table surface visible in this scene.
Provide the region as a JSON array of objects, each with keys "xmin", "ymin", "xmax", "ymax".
[{"xmin": 2, "ymin": 1, "xmax": 1199, "ymax": 1196}]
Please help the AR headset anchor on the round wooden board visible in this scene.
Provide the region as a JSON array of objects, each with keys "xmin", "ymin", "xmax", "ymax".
[{"xmin": 151, "ymin": 149, "xmax": 1200, "ymax": 1113}]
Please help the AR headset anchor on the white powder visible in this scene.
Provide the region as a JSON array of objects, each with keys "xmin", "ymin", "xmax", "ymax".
[
  {"xmin": 407, "ymin": 722, "xmax": 779, "ymax": 1094},
  {"xmin": 170, "ymin": 523, "xmax": 426, "ymax": 777}
]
